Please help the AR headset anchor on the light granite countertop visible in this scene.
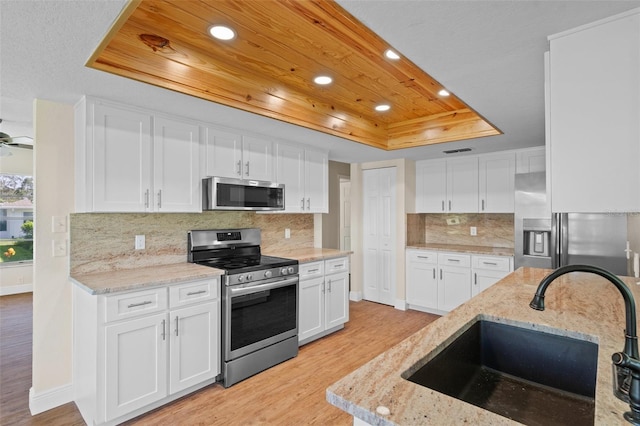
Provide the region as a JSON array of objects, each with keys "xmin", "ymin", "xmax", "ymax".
[
  {"xmin": 265, "ymin": 247, "xmax": 352, "ymax": 263},
  {"xmin": 70, "ymin": 263, "xmax": 224, "ymax": 295},
  {"xmin": 327, "ymin": 267, "xmax": 639, "ymax": 425},
  {"xmin": 406, "ymin": 243, "xmax": 514, "ymax": 257}
]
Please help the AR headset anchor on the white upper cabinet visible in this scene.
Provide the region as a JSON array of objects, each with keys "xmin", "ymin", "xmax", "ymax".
[
  {"xmin": 548, "ymin": 9, "xmax": 640, "ymax": 213},
  {"xmin": 204, "ymin": 126, "xmax": 274, "ymax": 181},
  {"xmin": 515, "ymin": 147, "xmax": 546, "ymax": 174},
  {"xmin": 275, "ymin": 142, "xmax": 328, "ymax": 213},
  {"xmin": 416, "ymin": 157, "xmax": 478, "ymax": 213},
  {"xmin": 478, "ymin": 152, "xmax": 515, "ymax": 213},
  {"xmin": 75, "ymin": 97, "xmax": 201, "ymax": 213}
]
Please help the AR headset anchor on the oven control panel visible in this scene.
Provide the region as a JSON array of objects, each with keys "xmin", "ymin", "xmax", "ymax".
[{"xmin": 226, "ymin": 264, "xmax": 299, "ymax": 286}]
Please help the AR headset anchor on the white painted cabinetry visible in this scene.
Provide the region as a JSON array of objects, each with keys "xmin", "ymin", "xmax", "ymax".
[
  {"xmin": 75, "ymin": 97, "xmax": 201, "ymax": 213},
  {"xmin": 299, "ymin": 256, "xmax": 349, "ymax": 345},
  {"xmin": 515, "ymin": 147, "xmax": 546, "ymax": 174},
  {"xmin": 478, "ymin": 152, "xmax": 516, "ymax": 213},
  {"xmin": 73, "ymin": 278, "xmax": 220, "ymax": 425},
  {"xmin": 275, "ymin": 143, "xmax": 328, "ymax": 213},
  {"xmin": 416, "ymin": 158, "xmax": 478, "ymax": 213},
  {"xmin": 204, "ymin": 125, "xmax": 274, "ymax": 181},
  {"xmin": 548, "ymin": 9, "xmax": 640, "ymax": 213},
  {"xmin": 406, "ymin": 249, "xmax": 513, "ymax": 314}
]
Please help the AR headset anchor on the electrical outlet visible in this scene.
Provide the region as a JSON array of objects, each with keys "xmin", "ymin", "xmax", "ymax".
[
  {"xmin": 285, "ymin": 228, "xmax": 291, "ymax": 239},
  {"xmin": 470, "ymin": 226, "xmax": 477, "ymax": 236},
  {"xmin": 135, "ymin": 235, "xmax": 146, "ymax": 250},
  {"xmin": 446, "ymin": 217, "xmax": 460, "ymax": 226}
]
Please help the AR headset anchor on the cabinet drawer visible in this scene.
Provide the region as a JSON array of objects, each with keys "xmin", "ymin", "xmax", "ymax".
[
  {"xmin": 438, "ymin": 253, "xmax": 471, "ymax": 268},
  {"xmin": 105, "ymin": 288, "xmax": 167, "ymax": 322},
  {"xmin": 472, "ymin": 255, "xmax": 512, "ymax": 272},
  {"xmin": 299, "ymin": 261, "xmax": 324, "ymax": 279},
  {"xmin": 325, "ymin": 257, "xmax": 349, "ymax": 275},
  {"xmin": 407, "ymin": 250, "xmax": 438, "ymax": 265},
  {"xmin": 169, "ymin": 278, "xmax": 218, "ymax": 308}
]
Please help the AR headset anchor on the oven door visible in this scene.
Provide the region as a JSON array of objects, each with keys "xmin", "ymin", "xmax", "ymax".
[{"xmin": 224, "ymin": 276, "xmax": 298, "ymax": 361}]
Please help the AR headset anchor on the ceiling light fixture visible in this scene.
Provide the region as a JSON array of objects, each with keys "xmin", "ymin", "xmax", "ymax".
[
  {"xmin": 384, "ymin": 49, "xmax": 400, "ymax": 60},
  {"xmin": 375, "ymin": 104, "xmax": 391, "ymax": 112},
  {"xmin": 209, "ymin": 25, "xmax": 236, "ymax": 41},
  {"xmin": 438, "ymin": 89, "xmax": 450, "ymax": 97},
  {"xmin": 314, "ymin": 75, "xmax": 333, "ymax": 85}
]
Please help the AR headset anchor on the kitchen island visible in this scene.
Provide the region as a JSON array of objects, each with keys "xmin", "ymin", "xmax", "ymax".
[{"xmin": 327, "ymin": 267, "xmax": 638, "ymax": 425}]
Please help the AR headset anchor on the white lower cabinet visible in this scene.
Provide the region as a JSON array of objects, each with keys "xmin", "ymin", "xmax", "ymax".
[
  {"xmin": 73, "ymin": 278, "xmax": 220, "ymax": 425},
  {"xmin": 299, "ymin": 256, "xmax": 350, "ymax": 345},
  {"xmin": 406, "ymin": 249, "xmax": 513, "ymax": 314}
]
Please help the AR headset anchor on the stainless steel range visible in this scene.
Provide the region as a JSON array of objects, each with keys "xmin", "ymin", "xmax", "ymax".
[{"xmin": 187, "ymin": 228, "xmax": 299, "ymax": 387}]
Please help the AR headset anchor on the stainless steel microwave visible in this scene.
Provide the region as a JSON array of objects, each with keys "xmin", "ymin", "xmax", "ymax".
[{"xmin": 202, "ymin": 177, "xmax": 285, "ymax": 211}]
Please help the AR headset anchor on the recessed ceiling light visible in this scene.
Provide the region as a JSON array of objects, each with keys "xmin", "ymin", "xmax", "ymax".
[
  {"xmin": 384, "ymin": 49, "xmax": 400, "ymax": 60},
  {"xmin": 209, "ymin": 25, "xmax": 236, "ymax": 41},
  {"xmin": 314, "ymin": 75, "xmax": 333, "ymax": 85},
  {"xmin": 375, "ymin": 104, "xmax": 390, "ymax": 112},
  {"xmin": 438, "ymin": 89, "xmax": 450, "ymax": 97}
]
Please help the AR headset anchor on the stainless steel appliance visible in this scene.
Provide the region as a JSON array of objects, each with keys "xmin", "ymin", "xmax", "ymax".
[
  {"xmin": 515, "ymin": 172, "xmax": 628, "ymax": 275},
  {"xmin": 188, "ymin": 228, "xmax": 298, "ymax": 387},
  {"xmin": 202, "ymin": 176, "xmax": 285, "ymax": 211}
]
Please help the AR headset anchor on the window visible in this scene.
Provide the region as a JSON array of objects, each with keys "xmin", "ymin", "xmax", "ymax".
[{"xmin": 0, "ymin": 174, "xmax": 34, "ymax": 264}]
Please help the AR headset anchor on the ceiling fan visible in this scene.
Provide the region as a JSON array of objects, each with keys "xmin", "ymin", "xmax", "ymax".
[{"xmin": 0, "ymin": 118, "xmax": 33, "ymax": 156}]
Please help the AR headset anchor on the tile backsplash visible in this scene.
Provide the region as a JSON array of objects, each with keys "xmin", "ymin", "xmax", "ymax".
[
  {"xmin": 70, "ymin": 212, "xmax": 314, "ymax": 275},
  {"xmin": 407, "ymin": 213, "xmax": 514, "ymax": 248}
]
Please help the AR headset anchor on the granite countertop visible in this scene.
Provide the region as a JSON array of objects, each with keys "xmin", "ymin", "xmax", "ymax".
[
  {"xmin": 327, "ymin": 267, "xmax": 638, "ymax": 425},
  {"xmin": 406, "ymin": 243, "xmax": 514, "ymax": 257},
  {"xmin": 70, "ymin": 263, "xmax": 224, "ymax": 295},
  {"xmin": 265, "ymin": 247, "xmax": 352, "ymax": 263}
]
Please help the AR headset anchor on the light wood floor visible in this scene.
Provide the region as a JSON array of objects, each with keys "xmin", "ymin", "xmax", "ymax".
[{"xmin": 1, "ymin": 293, "xmax": 438, "ymax": 425}]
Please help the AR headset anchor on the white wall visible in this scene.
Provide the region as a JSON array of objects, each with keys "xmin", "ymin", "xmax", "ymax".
[{"xmin": 30, "ymin": 99, "xmax": 75, "ymax": 413}]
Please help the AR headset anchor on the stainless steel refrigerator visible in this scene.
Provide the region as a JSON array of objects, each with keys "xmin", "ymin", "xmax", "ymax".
[{"xmin": 515, "ymin": 172, "xmax": 628, "ymax": 275}]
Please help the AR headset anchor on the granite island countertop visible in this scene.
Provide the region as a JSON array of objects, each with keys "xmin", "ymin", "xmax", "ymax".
[
  {"xmin": 70, "ymin": 263, "xmax": 224, "ymax": 295},
  {"xmin": 327, "ymin": 267, "xmax": 638, "ymax": 425},
  {"xmin": 406, "ymin": 243, "xmax": 514, "ymax": 257}
]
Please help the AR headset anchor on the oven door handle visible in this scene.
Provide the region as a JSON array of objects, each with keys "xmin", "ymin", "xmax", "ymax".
[{"xmin": 229, "ymin": 276, "xmax": 298, "ymax": 297}]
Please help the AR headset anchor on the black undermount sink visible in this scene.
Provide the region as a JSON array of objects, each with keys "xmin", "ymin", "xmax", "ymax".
[{"xmin": 404, "ymin": 320, "xmax": 598, "ymax": 426}]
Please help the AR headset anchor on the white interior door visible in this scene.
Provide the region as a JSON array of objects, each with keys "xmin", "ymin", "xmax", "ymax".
[
  {"xmin": 362, "ymin": 167, "xmax": 396, "ymax": 306},
  {"xmin": 339, "ymin": 179, "xmax": 351, "ymax": 251}
]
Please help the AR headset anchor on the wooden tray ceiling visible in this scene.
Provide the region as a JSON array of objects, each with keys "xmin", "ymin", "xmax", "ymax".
[{"xmin": 88, "ymin": 0, "xmax": 501, "ymax": 150}]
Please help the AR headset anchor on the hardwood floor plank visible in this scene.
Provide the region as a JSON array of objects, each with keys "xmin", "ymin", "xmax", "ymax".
[{"xmin": 1, "ymin": 294, "xmax": 438, "ymax": 425}]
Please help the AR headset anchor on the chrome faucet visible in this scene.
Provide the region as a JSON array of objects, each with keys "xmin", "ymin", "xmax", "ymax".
[{"xmin": 529, "ymin": 264, "xmax": 640, "ymax": 425}]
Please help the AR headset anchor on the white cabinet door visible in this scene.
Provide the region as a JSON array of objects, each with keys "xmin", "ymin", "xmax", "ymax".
[
  {"xmin": 438, "ymin": 265, "xmax": 472, "ymax": 312},
  {"xmin": 204, "ymin": 126, "xmax": 243, "ymax": 179},
  {"xmin": 478, "ymin": 152, "xmax": 515, "ymax": 213},
  {"xmin": 447, "ymin": 157, "xmax": 478, "ymax": 213},
  {"xmin": 242, "ymin": 135, "xmax": 273, "ymax": 181},
  {"xmin": 169, "ymin": 302, "xmax": 218, "ymax": 394},
  {"xmin": 153, "ymin": 117, "xmax": 201, "ymax": 212},
  {"xmin": 298, "ymin": 276, "xmax": 325, "ymax": 342},
  {"xmin": 406, "ymin": 251, "xmax": 438, "ymax": 310},
  {"xmin": 105, "ymin": 313, "xmax": 167, "ymax": 421},
  {"xmin": 92, "ymin": 103, "xmax": 152, "ymax": 212},
  {"xmin": 472, "ymin": 269, "xmax": 508, "ymax": 296},
  {"xmin": 304, "ymin": 149, "xmax": 329, "ymax": 213},
  {"xmin": 416, "ymin": 159, "xmax": 447, "ymax": 213},
  {"xmin": 516, "ymin": 147, "xmax": 546, "ymax": 173},
  {"xmin": 275, "ymin": 143, "xmax": 305, "ymax": 212},
  {"xmin": 549, "ymin": 11, "xmax": 640, "ymax": 213},
  {"xmin": 325, "ymin": 272, "xmax": 349, "ymax": 329}
]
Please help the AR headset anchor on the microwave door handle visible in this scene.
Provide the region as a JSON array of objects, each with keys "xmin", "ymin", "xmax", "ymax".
[{"xmin": 229, "ymin": 276, "xmax": 299, "ymax": 297}]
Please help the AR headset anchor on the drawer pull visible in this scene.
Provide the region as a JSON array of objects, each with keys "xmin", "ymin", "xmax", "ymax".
[
  {"xmin": 161, "ymin": 319, "xmax": 166, "ymax": 341},
  {"xmin": 186, "ymin": 290, "xmax": 207, "ymax": 296},
  {"xmin": 448, "ymin": 259, "xmax": 461, "ymax": 262},
  {"xmin": 417, "ymin": 256, "xmax": 430, "ymax": 259},
  {"xmin": 127, "ymin": 300, "xmax": 153, "ymax": 308},
  {"xmin": 308, "ymin": 268, "xmax": 319, "ymax": 273},
  {"xmin": 482, "ymin": 262, "xmax": 498, "ymax": 266},
  {"xmin": 333, "ymin": 264, "xmax": 344, "ymax": 269}
]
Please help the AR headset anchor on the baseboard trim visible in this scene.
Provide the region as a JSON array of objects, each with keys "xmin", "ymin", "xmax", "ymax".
[
  {"xmin": 0, "ymin": 284, "xmax": 33, "ymax": 296},
  {"xmin": 29, "ymin": 383, "xmax": 74, "ymax": 415},
  {"xmin": 394, "ymin": 299, "xmax": 407, "ymax": 311},
  {"xmin": 349, "ymin": 291, "xmax": 363, "ymax": 301}
]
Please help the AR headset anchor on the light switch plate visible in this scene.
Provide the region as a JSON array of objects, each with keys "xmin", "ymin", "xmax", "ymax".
[
  {"xmin": 52, "ymin": 216, "xmax": 67, "ymax": 233},
  {"xmin": 52, "ymin": 239, "xmax": 67, "ymax": 257},
  {"xmin": 285, "ymin": 228, "xmax": 291, "ymax": 239}
]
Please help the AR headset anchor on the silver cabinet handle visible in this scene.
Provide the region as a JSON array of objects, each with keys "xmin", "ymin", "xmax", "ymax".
[
  {"xmin": 308, "ymin": 268, "xmax": 319, "ymax": 273},
  {"xmin": 161, "ymin": 319, "xmax": 166, "ymax": 341},
  {"xmin": 417, "ymin": 256, "xmax": 430, "ymax": 259},
  {"xmin": 474, "ymin": 273, "xmax": 477, "ymax": 285},
  {"xmin": 144, "ymin": 189, "xmax": 150, "ymax": 208},
  {"xmin": 187, "ymin": 290, "xmax": 207, "ymax": 296},
  {"xmin": 327, "ymin": 279, "xmax": 332, "ymax": 292},
  {"xmin": 440, "ymin": 269, "xmax": 443, "ymax": 280},
  {"xmin": 448, "ymin": 258, "xmax": 461, "ymax": 262},
  {"xmin": 481, "ymin": 199, "xmax": 485, "ymax": 211},
  {"xmin": 157, "ymin": 189, "xmax": 162, "ymax": 209},
  {"xmin": 441, "ymin": 200, "xmax": 445, "ymax": 212},
  {"xmin": 449, "ymin": 200, "xmax": 452, "ymax": 211},
  {"xmin": 236, "ymin": 160, "xmax": 242, "ymax": 176},
  {"xmin": 306, "ymin": 198, "xmax": 310, "ymax": 210},
  {"xmin": 128, "ymin": 300, "xmax": 152, "ymax": 308},
  {"xmin": 245, "ymin": 161, "xmax": 250, "ymax": 176},
  {"xmin": 333, "ymin": 264, "xmax": 344, "ymax": 269},
  {"xmin": 301, "ymin": 198, "xmax": 305, "ymax": 210},
  {"xmin": 482, "ymin": 262, "xmax": 498, "ymax": 266},
  {"xmin": 175, "ymin": 316, "xmax": 179, "ymax": 337},
  {"xmin": 432, "ymin": 268, "xmax": 436, "ymax": 279},
  {"xmin": 321, "ymin": 281, "xmax": 325, "ymax": 293}
]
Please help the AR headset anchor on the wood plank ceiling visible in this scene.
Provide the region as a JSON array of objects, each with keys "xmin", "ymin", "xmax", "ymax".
[{"xmin": 88, "ymin": 0, "xmax": 502, "ymax": 150}]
